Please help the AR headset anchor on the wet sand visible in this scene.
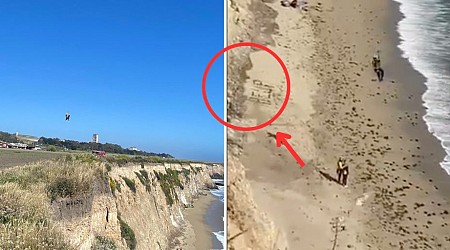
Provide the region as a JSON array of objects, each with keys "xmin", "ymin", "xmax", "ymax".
[
  {"xmin": 206, "ymin": 197, "xmax": 224, "ymax": 249},
  {"xmin": 182, "ymin": 193, "xmax": 215, "ymax": 250},
  {"xmin": 227, "ymin": 0, "xmax": 450, "ymax": 249}
]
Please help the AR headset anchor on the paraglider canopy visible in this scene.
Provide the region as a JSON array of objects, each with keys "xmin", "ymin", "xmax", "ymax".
[{"xmin": 65, "ymin": 113, "xmax": 70, "ymax": 121}]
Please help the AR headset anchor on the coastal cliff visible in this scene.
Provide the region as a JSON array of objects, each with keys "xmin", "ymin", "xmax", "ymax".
[
  {"xmin": 227, "ymin": 0, "xmax": 286, "ymax": 249},
  {"xmin": 0, "ymin": 155, "xmax": 223, "ymax": 250}
]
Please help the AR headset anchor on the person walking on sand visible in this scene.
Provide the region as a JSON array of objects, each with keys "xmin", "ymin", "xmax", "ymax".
[
  {"xmin": 337, "ymin": 158, "xmax": 349, "ymax": 187},
  {"xmin": 342, "ymin": 164, "xmax": 349, "ymax": 188},
  {"xmin": 372, "ymin": 52, "xmax": 384, "ymax": 82},
  {"xmin": 337, "ymin": 157, "xmax": 345, "ymax": 184}
]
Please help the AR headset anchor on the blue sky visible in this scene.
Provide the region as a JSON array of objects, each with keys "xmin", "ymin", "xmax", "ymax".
[{"xmin": 0, "ymin": 1, "xmax": 224, "ymax": 162}]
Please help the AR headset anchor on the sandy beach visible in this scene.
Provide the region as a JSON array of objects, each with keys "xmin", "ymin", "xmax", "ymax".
[
  {"xmin": 227, "ymin": 0, "xmax": 450, "ymax": 249},
  {"xmin": 174, "ymin": 192, "xmax": 216, "ymax": 250},
  {"xmin": 206, "ymin": 197, "xmax": 225, "ymax": 249}
]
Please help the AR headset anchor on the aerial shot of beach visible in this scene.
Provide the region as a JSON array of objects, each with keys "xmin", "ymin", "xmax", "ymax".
[
  {"xmin": 0, "ymin": 1, "xmax": 225, "ymax": 250},
  {"xmin": 227, "ymin": 0, "xmax": 450, "ymax": 249}
]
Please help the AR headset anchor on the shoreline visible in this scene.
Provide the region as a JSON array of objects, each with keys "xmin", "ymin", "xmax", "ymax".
[
  {"xmin": 389, "ymin": 0, "xmax": 450, "ymax": 177},
  {"xmin": 386, "ymin": 0, "xmax": 450, "ymax": 195},
  {"xmin": 227, "ymin": 0, "xmax": 450, "ymax": 249},
  {"xmin": 181, "ymin": 192, "xmax": 216, "ymax": 250},
  {"xmin": 206, "ymin": 195, "xmax": 224, "ymax": 249},
  {"xmin": 172, "ymin": 192, "xmax": 216, "ymax": 250}
]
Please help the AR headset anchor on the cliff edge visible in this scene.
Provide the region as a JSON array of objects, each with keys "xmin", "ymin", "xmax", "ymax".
[{"xmin": 0, "ymin": 154, "xmax": 223, "ymax": 250}]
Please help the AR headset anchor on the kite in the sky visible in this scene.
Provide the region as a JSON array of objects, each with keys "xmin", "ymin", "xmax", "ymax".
[{"xmin": 65, "ymin": 113, "xmax": 71, "ymax": 121}]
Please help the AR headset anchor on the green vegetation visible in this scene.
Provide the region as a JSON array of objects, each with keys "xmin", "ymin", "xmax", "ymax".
[
  {"xmin": 165, "ymin": 168, "xmax": 183, "ymax": 189},
  {"xmin": 105, "ymin": 155, "xmax": 205, "ymax": 166},
  {"xmin": 139, "ymin": 169, "xmax": 149, "ymax": 179},
  {"xmin": 105, "ymin": 163, "xmax": 112, "ymax": 172},
  {"xmin": 110, "ymin": 155, "xmax": 129, "ymax": 167},
  {"xmin": 64, "ymin": 154, "xmax": 73, "ymax": 162},
  {"xmin": 0, "ymin": 184, "xmax": 73, "ymax": 249},
  {"xmin": 0, "ymin": 149, "xmax": 65, "ymax": 168},
  {"xmin": 38, "ymin": 136, "xmax": 173, "ymax": 158},
  {"xmin": 74, "ymin": 153, "xmax": 99, "ymax": 164},
  {"xmin": 190, "ymin": 166, "xmax": 202, "ymax": 174},
  {"xmin": 0, "ymin": 157, "xmax": 103, "ymax": 249},
  {"xmin": 0, "ymin": 158, "xmax": 102, "ymax": 198},
  {"xmin": 0, "ymin": 131, "xmax": 20, "ymax": 143},
  {"xmin": 134, "ymin": 170, "xmax": 151, "ymax": 192},
  {"xmin": 1, "ymin": 131, "xmax": 206, "ymax": 164},
  {"xmin": 109, "ymin": 177, "xmax": 116, "ymax": 194},
  {"xmin": 115, "ymin": 179, "xmax": 122, "ymax": 193},
  {"xmin": 134, "ymin": 172, "xmax": 145, "ymax": 186},
  {"xmin": 153, "ymin": 168, "xmax": 186, "ymax": 206},
  {"xmin": 47, "ymin": 176, "xmax": 76, "ymax": 201},
  {"xmin": 118, "ymin": 216, "xmax": 136, "ymax": 250},
  {"xmin": 181, "ymin": 168, "xmax": 190, "ymax": 181},
  {"xmin": 92, "ymin": 235, "xmax": 117, "ymax": 250},
  {"xmin": 121, "ymin": 176, "xmax": 136, "ymax": 193}
]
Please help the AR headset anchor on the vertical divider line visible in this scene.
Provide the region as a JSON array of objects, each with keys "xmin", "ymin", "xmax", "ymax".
[{"xmin": 223, "ymin": 0, "xmax": 228, "ymax": 249}]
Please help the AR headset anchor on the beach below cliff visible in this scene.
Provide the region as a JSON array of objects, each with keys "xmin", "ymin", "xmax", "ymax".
[
  {"xmin": 174, "ymin": 193, "xmax": 214, "ymax": 250},
  {"xmin": 174, "ymin": 190, "xmax": 223, "ymax": 250},
  {"xmin": 227, "ymin": 0, "xmax": 450, "ymax": 249}
]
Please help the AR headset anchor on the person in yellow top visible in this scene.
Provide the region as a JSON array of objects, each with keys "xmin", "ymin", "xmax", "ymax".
[{"xmin": 336, "ymin": 158, "xmax": 349, "ymax": 187}]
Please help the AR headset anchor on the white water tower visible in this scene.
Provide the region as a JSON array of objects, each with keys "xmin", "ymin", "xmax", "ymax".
[{"xmin": 92, "ymin": 134, "xmax": 99, "ymax": 143}]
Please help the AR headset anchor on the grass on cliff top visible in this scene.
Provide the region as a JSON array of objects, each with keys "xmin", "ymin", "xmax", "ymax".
[
  {"xmin": 0, "ymin": 183, "xmax": 74, "ymax": 250},
  {"xmin": 0, "ymin": 148, "xmax": 66, "ymax": 169},
  {"xmin": 105, "ymin": 154, "xmax": 210, "ymax": 166},
  {"xmin": 0, "ymin": 154, "xmax": 104, "ymax": 201},
  {"xmin": 0, "ymin": 154, "xmax": 105, "ymax": 249}
]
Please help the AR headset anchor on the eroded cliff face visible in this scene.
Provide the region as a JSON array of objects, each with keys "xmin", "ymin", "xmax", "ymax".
[
  {"xmin": 227, "ymin": 0, "xmax": 282, "ymax": 249},
  {"xmin": 52, "ymin": 162, "xmax": 222, "ymax": 250},
  {"xmin": 52, "ymin": 177, "xmax": 126, "ymax": 249}
]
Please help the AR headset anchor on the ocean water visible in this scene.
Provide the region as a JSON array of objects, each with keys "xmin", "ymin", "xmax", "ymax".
[
  {"xmin": 393, "ymin": 0, "xmax": 450, "ymax": 174},
  {"xmin": 210, "ymin": 179, "xmax": 225, "ymax": 249},
  {"xmin": 211, "ymin": 179, "xmax": 225, "ymax": 203}
]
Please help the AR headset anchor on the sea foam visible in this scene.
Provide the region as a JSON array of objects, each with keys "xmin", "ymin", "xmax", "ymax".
[{"xmin": 393, "ymin": 0, "xmax": 450, "ymax": 174}]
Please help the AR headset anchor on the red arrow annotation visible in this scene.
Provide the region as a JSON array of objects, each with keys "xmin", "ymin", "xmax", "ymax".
[{"xmin": 275, "ymin": 132, "xmax": 306, "ymax": 167}]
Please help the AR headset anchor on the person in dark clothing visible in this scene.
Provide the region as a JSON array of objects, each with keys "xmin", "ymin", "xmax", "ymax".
[
  {"xmin": 342, "ymin": 165, "xmax": 349, "ymax": 187},
  {"xmin": 336, "ymin": 158, "xmax": 349, "ymax": 187},
  {"xmin": 372, "ymin": 54, "xmax": 384, "ymax": 81},
  {"xmin": 336, "ymin": 158, "xmax": 344, "ymax": 184}
]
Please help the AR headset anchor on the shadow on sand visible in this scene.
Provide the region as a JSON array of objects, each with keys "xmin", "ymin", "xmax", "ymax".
[{"xmin": 319, "ymin": 170, "xmax": 341, "ymax": 185}]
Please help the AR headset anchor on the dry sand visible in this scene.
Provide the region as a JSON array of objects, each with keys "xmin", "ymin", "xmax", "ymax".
[{"xmin": 227, "ymin": 0, "xmax": 450, "ymax": 249}]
